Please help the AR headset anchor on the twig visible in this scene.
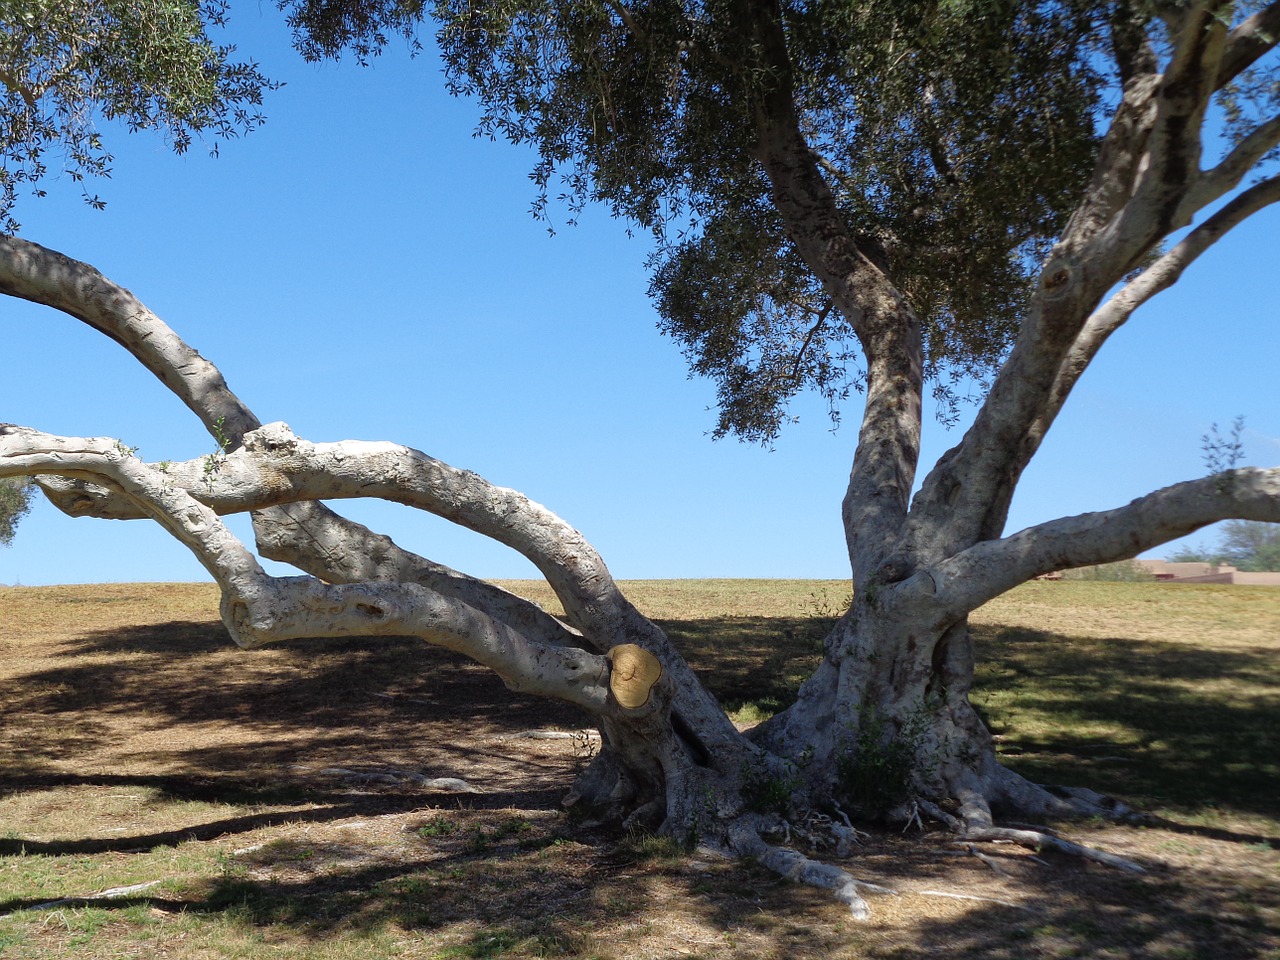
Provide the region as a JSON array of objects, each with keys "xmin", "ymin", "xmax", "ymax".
[
  {"xmin": 965, "ymin": 843, "xmax": 1012, "ymax": 877},
  {"xmin": 28, "ymin": 880, "xmax": 164, "ymax": 911},
  {"xmin": 916, "ymin": 889, "xmax": 1029, "ymax": 910}
]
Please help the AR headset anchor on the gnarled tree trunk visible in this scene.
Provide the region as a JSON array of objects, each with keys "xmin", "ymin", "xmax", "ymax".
[{"xmin": 3, "ymin": 0, "xmax": 1280, "ymax": 920}]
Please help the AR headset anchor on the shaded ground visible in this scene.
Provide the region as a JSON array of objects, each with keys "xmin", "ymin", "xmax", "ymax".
[{"xmin": 0, "ymin": 581, "xmax": 1277, "ymax": 959}]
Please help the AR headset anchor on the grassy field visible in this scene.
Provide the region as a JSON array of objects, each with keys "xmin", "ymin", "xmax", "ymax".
[{"xmin": 0, "ymin": 579, "xmax": 1276, "ymax": 959}]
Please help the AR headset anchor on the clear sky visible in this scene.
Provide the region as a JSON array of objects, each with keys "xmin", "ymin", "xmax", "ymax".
[{"xmin": 1, "ymin": 9, "xmax": 1277, "ymax": 586}]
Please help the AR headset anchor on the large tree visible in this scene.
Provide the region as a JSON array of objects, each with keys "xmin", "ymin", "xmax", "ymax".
[{"xmin": 3, "ymin": 0, "xmax": 1280, "ymax": 916}]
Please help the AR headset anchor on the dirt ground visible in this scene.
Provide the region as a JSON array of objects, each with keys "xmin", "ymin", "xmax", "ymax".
[{"xmin": 1, "ymin": 583, "xmax": 1277, "ymax": 959}]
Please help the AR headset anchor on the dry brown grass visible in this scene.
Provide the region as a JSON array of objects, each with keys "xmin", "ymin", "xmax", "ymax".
[{"xmin": 0, "ymin": 580, "xmax": 1277, "ymax": 959}]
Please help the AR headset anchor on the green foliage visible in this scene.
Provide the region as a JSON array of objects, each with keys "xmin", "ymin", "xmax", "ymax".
[
  {"xmin": 416, "ymin": 815, "xmax": 456, "ymax": 838},
  {"xmin": 464, "ymin": 817, "xmax": 534, "ymax": 853},
  {"xmin": 739, "ymin": 758, "xmax": 798, "ymax": 815},
  {"xmin": 835, "ymin": 699, "xmax": 937, "ymax": 817},
  {"xmin": 1220, "ymin": 520, "xmax": 1280, "ymax": 572},
  {"xmin": 260, "ymin": 0, "xmax": 1116, "ymax": 440},
  {"xmin": 1168, "ymin": 542, "xmax": 1224, "ymax": 565},
  {"xmin": 0, "ymin": 0, "xmax": 276, "ymax": 230},
  {"xmin": 422, "ymin": 0, "xmax": 1108, "ymax": 440},
  {"xmin": 0, "ymin": 477, "xmax": 33, "ymax": 547}
]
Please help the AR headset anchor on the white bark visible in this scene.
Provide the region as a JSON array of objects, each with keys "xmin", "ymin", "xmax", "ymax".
[
  {"xmin": 0, "ymin": 234, "xmax": 747, "ymax": 769},
  {"xmin": 1216, "ymin": 2, "xmax": 1280, "ymax": 86},
  {"xmin": 916, "ymin": 467, "xmax": 1280, "ymax": 617},
  {"xmin": 0, "ymin": 234, "xmax": 580, "ymax": 655},
  {"xmin": 744, "ymin": 0, "xmax": 923, "ymax": 571},
  {"xmin": 908, "ymin": 1, "xmax": 1277, "ymax": 556},
  {"xmin": 0, "ymin": 425, "xmax": 621, "ymax": 713}
]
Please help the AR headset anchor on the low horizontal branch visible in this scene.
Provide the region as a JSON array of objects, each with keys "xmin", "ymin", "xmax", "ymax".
[{"xmin": 915, "ymin": 466, "xmax": 1280, "ymax": 616}]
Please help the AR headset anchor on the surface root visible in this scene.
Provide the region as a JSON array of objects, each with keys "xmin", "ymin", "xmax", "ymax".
[
  {"xmin": 725, "ymin": 821, "xmax": 894, "ymax": 920},
  {"xmin": 918, "ymin": 795, "xmax": 1145, "ymax": 874}
]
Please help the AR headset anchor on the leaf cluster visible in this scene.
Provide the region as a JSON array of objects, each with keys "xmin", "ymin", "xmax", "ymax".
[
  {"xmin": 0, "ymin": 0, "xmax": 276, "ymax": 231},
  {"xmin": 279, "ymin": 0, "xmax": 426, "ymax": 63}
]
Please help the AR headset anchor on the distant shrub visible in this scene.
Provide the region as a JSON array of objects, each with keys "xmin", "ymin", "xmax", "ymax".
[{"xmin": 1061, "ymin": 560, "xmax": 1155, "ymax": 582}]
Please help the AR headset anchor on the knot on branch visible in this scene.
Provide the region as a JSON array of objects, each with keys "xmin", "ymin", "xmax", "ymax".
[
  {"xmin": 1040, "ymin": 263, "xmax": 1077, "ymax": 299},
  {"xmin": 244, "ymin": 421, "xmax": 300, "ymax": 454},
  {"xmin": 607, "ymin": 643, "xmax": 663, "ymax": 709}
]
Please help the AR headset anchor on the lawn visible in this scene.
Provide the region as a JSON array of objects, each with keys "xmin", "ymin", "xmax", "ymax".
[{"xmin": 0, "ymin": 580, "xmax": 1276, "ymax": 958}]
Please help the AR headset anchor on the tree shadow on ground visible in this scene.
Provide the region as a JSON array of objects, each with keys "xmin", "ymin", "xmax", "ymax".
[
  {"xmin": 0, "ymin": 811, "xmax": 1275, "ymax": 959},
  {"xmin": 660, "ymin": 615, "xmax": 831, "ymax": 714},
  {"xmin": 1, "ymin": 612, "xmax": 1277, "ymax": 957},
  {"xmin": 1, "ymin": 618, "xmax": 593, "ymax": 794},
  {"xmin": 970, "ymin": 625, "xmax": 1280, "ymax": 823}
]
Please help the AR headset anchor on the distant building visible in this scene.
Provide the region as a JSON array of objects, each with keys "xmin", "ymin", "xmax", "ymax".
[{"xmin": 1135, "ymin": 559, "xmax": 1280, "ymax": 586}]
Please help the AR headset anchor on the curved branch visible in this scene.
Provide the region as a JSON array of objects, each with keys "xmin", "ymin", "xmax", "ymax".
[
  {"xmin": 0, "ymin": 236, "xmax": 746, "ymax": 762},
  {"xmin": 1040, "ymin": 173, "xmax": 1280, "ymax": 433},
  {"xmin": 1181, "ymin": 111, "xmax": 1280, "ymax": 219},
  {"xmin": 1215, "ymin": 1, "xmax": 1280, "ymax": 90},
  {"xmin": 248, "ymin": 500, "xmax": 584, "ymax": 649},
  {"xmin": 915, "ymin": 467, "xmax": 1280, "ymax": 617},
  {"xmin": 0, "ymin": 424, "xmax": 620, "ymax": 713},
  {"xmin": 743, "ymin": 0, "xmax": 923, "ymax": 558},
  {"xmin": 32, "ymin": 472, "xmax": 582, "ymax": 649},
  {"xmin": 906, "ymin": 13, "xmax": 1264, "ymax": 558},
  {"xmin": 0, "ymin": 235, "xmax": 589, "ymax": 648},
  {"xmin": 0, "ymin": 235, "xmax": 260, "ymax": 440}
]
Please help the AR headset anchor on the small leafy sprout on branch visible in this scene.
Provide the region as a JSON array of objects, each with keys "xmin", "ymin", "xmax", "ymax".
[{"xmin": 1202, "ymin": 416, "xmax": 1246, "ymax": 475}]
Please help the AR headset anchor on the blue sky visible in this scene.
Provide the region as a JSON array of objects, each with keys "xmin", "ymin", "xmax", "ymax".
[{"xmin": 1, "ymin": 9, "xmax": 1277, "ymax": 586}]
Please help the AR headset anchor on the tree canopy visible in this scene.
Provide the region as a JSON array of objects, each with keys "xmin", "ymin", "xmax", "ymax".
[
  {"xmin": 285, "ymin": 0, "xmax": 1279, "ymax": 440},
  {"xmin": 0, "ymin": 0, "xmax": 273, "ymax": 232}
]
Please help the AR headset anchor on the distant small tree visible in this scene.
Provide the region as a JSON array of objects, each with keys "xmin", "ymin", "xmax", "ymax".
[
  {"xmin": 1167, "ymin": 543, "xmax": 1223, "ymax": 563},
  {"xmin": 1219, "ymin": 519, "xmax": 1280, "ymax": 570},
  {"xmin": 0, "ymin": 477, "xmax": 33, "ymax": 546}
]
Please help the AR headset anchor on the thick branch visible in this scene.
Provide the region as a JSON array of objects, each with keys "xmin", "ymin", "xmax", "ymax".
[
  {"xmin": 1045, "ymin": 173, "xmax": 1280, "ymax": 423},
  {"xmin": 33, "ymin": 473, "xmax": 582, "ymax": 650},
  {"xmin": 0, "ymin": 236, "xmax": 746, "ymax": 763},
  {"xmin": 0, "ymin": 235, "xmax": 595, "ymax": 648},
  {"xmin": 248, "ymin": 501, "xmax": 583, "ymax": 649},
  {"xmin": 914, "ymin": 467, "xmax": 1280, "ymax": 616},
  {"xmin": 1215, "ymin": 1, "xmax": 1280, "ymax": 89},
  {"xmin": 1118, "ymin": 4, "xmax": 1227, "ymax": 238},
  {"xmin": 907, "ymin": 9, "xmax": 1254, "ymax": 557},
  {"xmin": 0, "ymin": 425, "xmax": 621, "ymax": 713},
  {"xmin": 0, "ymin": 235, "xmax": 259, "ymax": 439},
  {"xmin": 743, "ymin": 0, "xmax": 923, "ymax": 561}
]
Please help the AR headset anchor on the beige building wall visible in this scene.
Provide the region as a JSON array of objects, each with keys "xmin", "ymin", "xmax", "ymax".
[{"xmin": 1136, "ymin": 560, "xmax": 1280, "ymax": 585}]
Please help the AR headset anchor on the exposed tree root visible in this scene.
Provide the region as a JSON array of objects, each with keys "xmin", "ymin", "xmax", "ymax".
[
  {"xmin": 917, "ymin": 789, "xmax": 1146, "ymax": 874},
  {"xmin": 963, "ymin": 824, "xmax": 1145, "ymax": 873},
  {"xmin": 725, "ymin": 819, "xmax": 894, "ymax": 920},
  {"xmin": 26, "ymin": 880, "xmax": 165, "ymax": 912}
]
